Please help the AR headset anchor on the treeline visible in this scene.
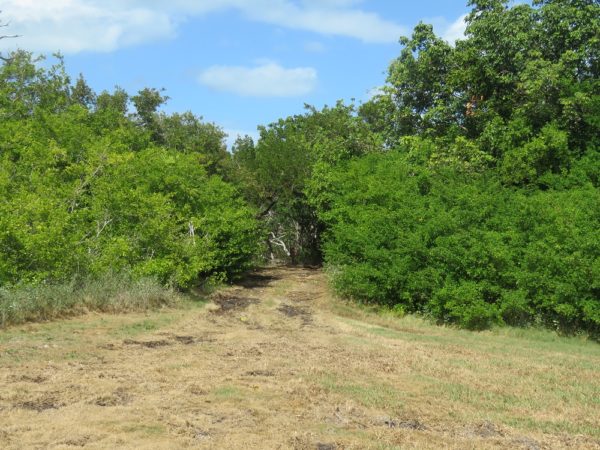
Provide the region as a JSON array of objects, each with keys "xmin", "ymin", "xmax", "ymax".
[
  {"xmin": 0, "ymin": 53, "xmax": 260, "ymax": 299},
  {"xmin": 230, "ymin": 0, "xmax": 600, "ymax": 336},
  {"xmin": 1, "ymin": 0, "xmax": 599, "ymax": 335}
]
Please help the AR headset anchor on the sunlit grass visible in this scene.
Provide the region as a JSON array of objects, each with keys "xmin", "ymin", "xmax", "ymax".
[{"xmin": 325, "ymin": 294, "xmax": 600, "ymax": 440}]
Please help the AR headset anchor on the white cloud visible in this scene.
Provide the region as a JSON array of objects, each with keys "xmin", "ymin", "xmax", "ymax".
[
  {"xmin": 239, "ymin": 0, "xmax": 405, "ymax": 43},
  {"xmin": 0, "ymin": 0, "xmax": 175, "ymax": 53},
  {"xmin": 441, "ymin": 14, "xmax": 468, "ymax": 44},
  {"xmin": 198, "ymin": 62, "xmax": 317, "ymax": 97},
  {"xmin": 0, "ymin": 0, "xmax": 405, "ymax": 54}
]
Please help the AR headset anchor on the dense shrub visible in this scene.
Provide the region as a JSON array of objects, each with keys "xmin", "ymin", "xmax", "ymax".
[
  {"xmin": 322, "ymin": 152, "xmax": 600, "ymax": 335},
  {"xmin": 0, "ymin": 52, "xmax": 261, "ymax": 291},
  {"xmin": 317, "ymin": 0, "xmax": 599, "ymax": 336}
]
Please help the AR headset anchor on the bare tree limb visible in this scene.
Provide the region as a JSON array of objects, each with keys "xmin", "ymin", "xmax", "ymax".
[
  {"xmin": 269, "ymin": 232, "xmax": 291, "ymax": 257},
  {"xmin": 0, "ymin": 12, "xmax": 21, "ymax": 63},
  {"xmin": 188, "ymin": 221, "xmax": 196, "ymax": 246},
  {"xmin": 96, "ymin": 218, "xmax": 113, "ymax": 238},
  {"xmin": 69, "ymin": 163, "xmax": 105, "ymax": 212}
]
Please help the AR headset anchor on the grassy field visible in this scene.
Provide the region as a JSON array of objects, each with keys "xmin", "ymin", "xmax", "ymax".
[{"xmin": 0, "ymin": 268, "xmax": 598, "ymax": 449}]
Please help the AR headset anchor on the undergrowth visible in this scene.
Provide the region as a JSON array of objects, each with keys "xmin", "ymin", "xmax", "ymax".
[{"xmin": 0, "ymin": 273, "xmax": 182, "ymax": 328}]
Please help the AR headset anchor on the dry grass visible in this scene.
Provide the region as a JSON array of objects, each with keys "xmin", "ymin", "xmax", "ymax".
[{"xmin": 0, "ymin": 267, "xmax": 598, "ymax": 449}]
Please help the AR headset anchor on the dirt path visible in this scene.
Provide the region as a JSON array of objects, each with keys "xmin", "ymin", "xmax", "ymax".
[{"xmin": 1, "ymin": 268, "xmax": 599, "ymax": 449}]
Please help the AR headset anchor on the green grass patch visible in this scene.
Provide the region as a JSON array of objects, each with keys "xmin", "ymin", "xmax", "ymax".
[
  {"xmin": 116, "ymin": 319, "xmax": 160, "ymax": 335},
  {"xmin": 213, "ymin": 385, "xmax": 244, "ymax": 399},
  {"xmin": 110, "ymin": 315, "xmax": 180, "ymax": 337},
  {"xmin": 337, "ymin": 307, "xmax": 600, "ymax": 359},
  {"xmin": 122, "ymin": 423, "xmax": 167, "ymax": 436},
  {"xmin": 319, "ymin": 373, "xmax": 403, "ymax": 411},
  {"xmin": 504, "ymin": 416, "xmax": 600, "ymax": 438}
]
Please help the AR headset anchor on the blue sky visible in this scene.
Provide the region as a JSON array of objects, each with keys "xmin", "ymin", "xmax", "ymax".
[{"xmin": 0, "ymin": 0, "xmax": 471, "ymax": 146}]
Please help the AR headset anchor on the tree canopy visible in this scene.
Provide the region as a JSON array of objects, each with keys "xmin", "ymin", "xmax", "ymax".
[{"xmin": 0, "ymin": 52, "xmax": 260, "ymax": 289}]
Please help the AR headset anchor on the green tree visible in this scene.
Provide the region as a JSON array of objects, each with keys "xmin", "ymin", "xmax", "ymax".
[
  {"xmin": 0, "ymin": 53, "xmax": 261, "ymax": 289},
  {"xmin": 362, "ymin": 0, "xmax": 600, "ymax": 185},
  {"xmin": 71, "ymin": 74, "xmax": 96, "ymax": 109},
  {"xmin": 158, "ymin": 112, "xmax": 229, "ymax": 175},
  {"xmin": 232, "ymin": 102, "xmax": 381, "ymax": 264}
]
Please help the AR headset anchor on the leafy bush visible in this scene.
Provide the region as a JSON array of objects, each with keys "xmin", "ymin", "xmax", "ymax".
[
  {"xmin": 87, "ymin": 147, "xmax": 261, "ymax": 287},
  {"xmin": 322, "ymin": 151, "xmax": 600, "ymax": 335},
  {"xmin": 0, "ymin": 53, "xmax": 261, "ymax": 291}
]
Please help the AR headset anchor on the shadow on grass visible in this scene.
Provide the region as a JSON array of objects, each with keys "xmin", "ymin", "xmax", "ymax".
[{"xmin": 237, "ymin": 272, "xmax": 280, "ymax": 289}]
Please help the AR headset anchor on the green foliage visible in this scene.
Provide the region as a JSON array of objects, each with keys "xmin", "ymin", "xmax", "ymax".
[
  {"xmin": 322, "ymin": 152, "xmax": 600, "ymax": 335},
  {"xmin": 158, "ymin": 112, "xmax": 229, "ymax": 174},
  {"xmin": 362, "ymin": 0, "xmax": 600, "ymax": 186},
  {"xmin": 320, "ymin": 0, "xmax": 600, "ymax": 336},
  {"xmin": 231, "ymin": 102, "xmax": 381, "ymax": 264},
  {"xmin": 0, "ymin": 52, "xmax": 261, "ymax": 292},
  {"xmin": 499, "ymin": 122, "xmax": 569, "ymax": 185},
  {"xmin": 86, "ymin": 147, "xmax": 260, "ymax": 287}
]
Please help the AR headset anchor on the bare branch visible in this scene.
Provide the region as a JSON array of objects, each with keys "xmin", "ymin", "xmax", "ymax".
[
  {"xmin": 1, "ymin": 12, "xmax": 21, "ymax": 63},
  {"xmin": 188, "ymin": 221, "xmax": 196, "ymax": 246},
  {"xmin": 269, "ymin": 232, "xmax": 291, "ymax": 257},
  {"xmin": 69, "ymin": 163, "xmax": 105, "ymax": 212},
  {"xmin": 96, "ymin": 218, "xmax": 113, "ymax": 238}
]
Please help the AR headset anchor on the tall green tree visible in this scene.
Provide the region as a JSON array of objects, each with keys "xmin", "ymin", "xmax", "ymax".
[{"xmin": 362, "ymin": 0, "xmax": 600, "ymax": 186}]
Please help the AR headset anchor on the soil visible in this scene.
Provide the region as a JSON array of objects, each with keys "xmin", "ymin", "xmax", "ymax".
[
  {"xmin": 210, "ymin": 293, "xmax": 258, "ymax": 314},
  {"xmin": 122, "ymin": 339, "xmax": 172, "ymax": 348},
  {"xmin": 277, "ymin": 304, "xmax": 312, "ymax": 325}
]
